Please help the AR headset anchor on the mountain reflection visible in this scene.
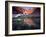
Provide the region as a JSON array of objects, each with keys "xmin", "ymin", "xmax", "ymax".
[{"xmin": 24, "ymin": 18, "xmax": 35, "ymax": 26}]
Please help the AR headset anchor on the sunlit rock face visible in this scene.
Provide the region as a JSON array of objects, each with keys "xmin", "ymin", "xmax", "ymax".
[
  {"xmin": 22, "ymin": 7, "xmax": 33, "ymax": 14},
  {"xmin": 23, "ymin": 10, "xmax": 33, "ymax": 15}
]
